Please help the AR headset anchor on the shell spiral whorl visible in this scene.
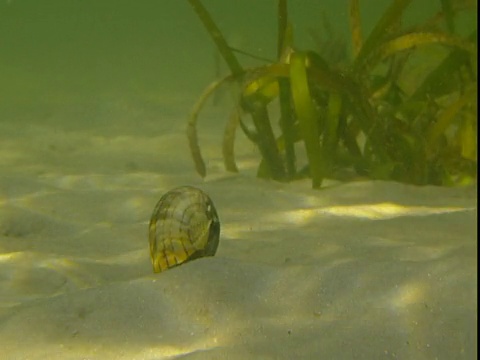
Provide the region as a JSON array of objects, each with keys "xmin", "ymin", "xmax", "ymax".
[{"xmin": 149, "ymin": 186, "xmax": 220, "ymax": 273}]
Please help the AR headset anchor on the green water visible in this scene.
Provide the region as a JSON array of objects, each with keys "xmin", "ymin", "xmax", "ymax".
[
  {"xmin": 1, "ymin": 1, "xmax": 475, "ymax": 124},
  {"xmin": 0, "ymin": 0, "xmax": 362, "ymax": 125},
  {"xmin": 0, "ymin": 2, "xmax": 477, "ymax": 359}
]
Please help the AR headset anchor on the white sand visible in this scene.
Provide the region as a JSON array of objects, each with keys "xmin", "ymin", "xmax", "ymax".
[{"xmin": 0, "ymin": 102, "xmax": 477, "ymax": 359}]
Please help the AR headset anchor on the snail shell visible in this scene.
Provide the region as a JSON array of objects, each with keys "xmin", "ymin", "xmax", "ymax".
[{"xmin": 148, "ymin": 186, "xmax": 220, "ymax": 273}]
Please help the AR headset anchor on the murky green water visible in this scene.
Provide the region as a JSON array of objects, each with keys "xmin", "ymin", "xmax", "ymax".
[{"xmin": 0, "ymin": 2, "xmax": 477, "ymax": 359}]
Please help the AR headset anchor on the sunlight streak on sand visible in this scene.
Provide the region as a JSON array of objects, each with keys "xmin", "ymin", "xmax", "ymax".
[{"xmin": 271, "ymin": 202, "xmax": 472, "ymax": 225}]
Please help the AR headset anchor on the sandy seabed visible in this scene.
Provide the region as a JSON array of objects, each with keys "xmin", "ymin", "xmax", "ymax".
[{"xmin": 0, "ymin": 103, "xmax": 477, "ymax": 359}]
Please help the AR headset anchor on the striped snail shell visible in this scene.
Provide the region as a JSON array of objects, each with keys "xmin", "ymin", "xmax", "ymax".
[{"xmin": 148, "ymin": 186, "xmax": 220, "ymax": 273}]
